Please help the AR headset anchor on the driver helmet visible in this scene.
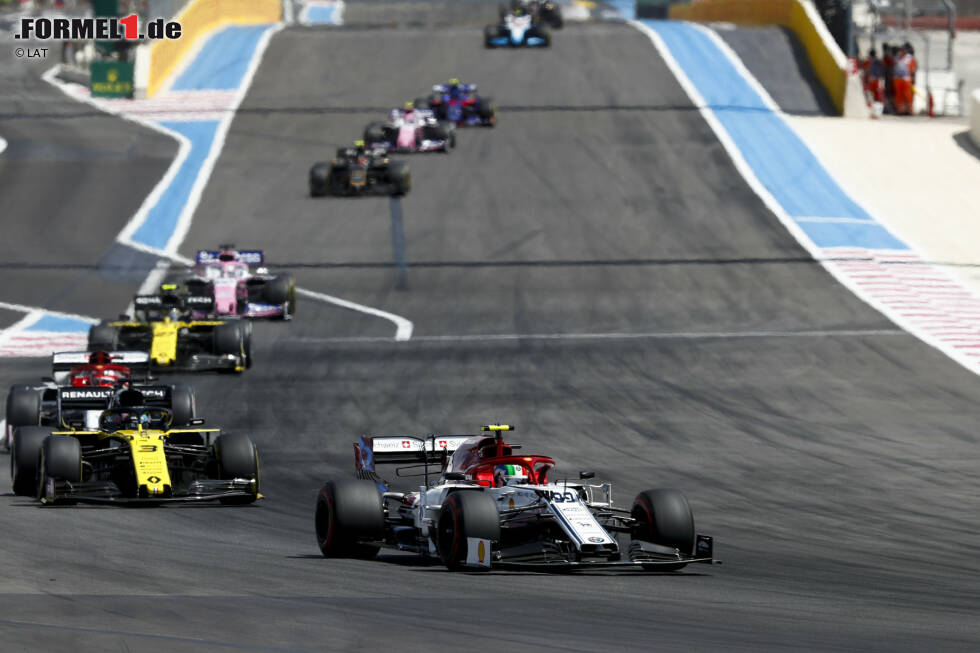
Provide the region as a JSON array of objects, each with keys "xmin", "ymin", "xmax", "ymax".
[
  {"xmin": 494, "ymin": 463, "xmax": 527, "ymax": 487},
  {"xmin": 448, "ymin": 77, "xmax": 460, "ymax": 89},
  {"xmin": 403, "ymin": 101, "xmax": 416, "ymax": 117}
]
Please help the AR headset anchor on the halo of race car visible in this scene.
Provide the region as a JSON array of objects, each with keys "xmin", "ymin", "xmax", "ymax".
[{"xmin": 3, "ymin": 3, "xmax": 717, "ymax": 573}]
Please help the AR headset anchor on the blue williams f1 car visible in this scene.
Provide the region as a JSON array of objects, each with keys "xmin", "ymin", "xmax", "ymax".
[{"xmin": 485, "ymin": 7, "xmax": 551, "ymax": 48}]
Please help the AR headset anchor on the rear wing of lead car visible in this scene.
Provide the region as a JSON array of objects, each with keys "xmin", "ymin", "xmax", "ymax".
[
  {"xmin": 196, "ymin": 250, "xmax": 264, "ymax": 265},
  {"xmin": 355, "ymin": 435, "xmax": 470, "ymax": 470}
]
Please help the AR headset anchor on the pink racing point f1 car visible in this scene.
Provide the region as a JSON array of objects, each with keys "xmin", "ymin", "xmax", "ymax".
[
  {"xmin": 180, "ymin": 247, "xmax": 296, "ymax": 320},
  {"xmin": 363, "ymin": 104, "xmax": 456, "ymax": 153}
]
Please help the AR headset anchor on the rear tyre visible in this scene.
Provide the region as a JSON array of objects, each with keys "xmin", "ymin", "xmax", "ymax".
[
  {"xmin": 88, "ymin": 322, "xmax": 119, "ymax": 350},
  {"xmin": 437, "ymin": 491, "xmax": 500, "ymax": 570},
  {"xmin": 213, "ymin": 433, "xmax": 259, "ymax": 505},
  {"xmin": 6, "ymin": 385, "xmax": 41, "ymax": 429},
  {"xmin": 170, "ymin": 383, "xmax": 195, "ymax": 426},
  {"xmin": 315, "ymin": 479, "xmax": 383, "ymax": 559},
  {"xmin": 11, "ymin": 426, "xmax": 50, "ymax": 496},
  {"xmin": 388, "ymin": 161, "xmax": 411, "ymax": 196},
  {"xmin": 632, "ymin": 488, "xmax": 695, "ymax": 571},
  {"xmin": 37, "ymin": 436, "xmax": 82, "ymax": 504}
]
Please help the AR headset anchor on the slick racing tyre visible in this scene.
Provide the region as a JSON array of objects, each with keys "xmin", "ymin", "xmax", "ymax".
[
  {"xmin": 309, "ymin": 162, "xmax": 331, "ymax": 197},
  {"xmin": 388, "ymin": 161, "xmax": 411, "ymax": 196},
  {"xmin": 37, "ymin": 435, "xmax": 82, "ymax": 504},
  {"xmin": 632, "ymin": 488, "xmax": 695, "ymax": 571},
  {"xmin": 170, "ymin": 383, "xmax": 196, "ymax": 427},
  {"xmin": 315, "ymin": 479, "xmax": 383, "ymax": 559},
  {"xmin": 437, "ymin": 491, "xmax": 500, "ymax": 570},
  {"xmin": 430, "ymin": 123, "xmax": 456, "ymax": 153},
  {"xmin": 213, "ymin": 321, "xmax": 245, "ymax": 371},
  {"xmin": 484, "ymin": 25, "xmax": 500, "ymax": 48},
  {"xmin": 6, "ymin": 385, "xmax": 41, "ymax": 430},
  {"xmin": 213, "ymin": 433, "xmax": 260, "ymax": 505},
  {"xmin": 363, "ymin": 121, "xmax": 389, "ymax": 147},
  {"xmin": 263, "ymin": 273, "xmax": 296, "ymax": 319},
  {"xmin": 88, "ymin": 322, "xmax": 119, "ymax": 350},
  {"xmin": 11, "ymin": 426, "xmax": 49, "ymax": 496},
  {"xmin": 478, "ymin": 98, "xmax": 496, "ymax": 127}
]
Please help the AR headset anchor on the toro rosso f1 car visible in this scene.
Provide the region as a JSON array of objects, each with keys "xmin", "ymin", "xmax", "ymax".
[
  {"xmin": 315, "ymin": 425, "xmax": 717, "ymax": 572},
  {"xmin": 485, "ymin": 8, "xmax": 551, "ymax": 47},
  {"xmin": 417, "ymin": 80, "xmax": 496, "ymax": 127},
  {"xmin": 364, "ymin": 104, "xmax": 457, "ymax": 153},
  {"xmin": 180, "ymin": 247, "xmax": 296, "ymax": 320},
  {"xmin": 3, "ymin": 351, "xmax": 195, "ymax": 448},
  {"xmin": 9, "ymin": 388, "xmax": 259, "ymax": 504},
  {"xmin": 88, "ymin": 292, "xmax": 251, "ymax": 372},
  {"xmin": 309, "ymin": 142, "xmax": 411, "ymax": 197}
]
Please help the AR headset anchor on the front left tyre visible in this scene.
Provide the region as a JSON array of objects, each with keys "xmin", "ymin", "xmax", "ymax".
[{"xmin": 213, "ymin": 433, "xmax": 260, "ymax": 505}]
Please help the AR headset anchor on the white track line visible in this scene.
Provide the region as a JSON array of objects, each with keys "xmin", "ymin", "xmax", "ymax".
[
  {"xmin": 297, "ymin": 288, "xmax": 413, "ymax": 341},
  {"xmin": 290, "ymin": 328, "xmax": 906, "ymax": 344}
]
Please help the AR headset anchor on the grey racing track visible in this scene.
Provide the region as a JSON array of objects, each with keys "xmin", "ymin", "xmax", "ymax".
[{"xmin": 1, "ymin": 6, "xmax": 978, "ymax": 652}]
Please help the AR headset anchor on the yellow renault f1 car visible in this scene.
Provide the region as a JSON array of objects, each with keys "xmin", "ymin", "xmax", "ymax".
[
  {"xmin": 88, "ymin": 289, "xmax": 251, "ymax": 372},
  {"xmin": 9, "ymin": 388, "xmax": 260, "ymax": 505}
]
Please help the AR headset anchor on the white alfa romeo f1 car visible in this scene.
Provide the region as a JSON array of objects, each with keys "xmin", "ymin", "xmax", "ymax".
[{"xmin": 315, "ymin": 425, "xmax": 717, "ymax": 571}]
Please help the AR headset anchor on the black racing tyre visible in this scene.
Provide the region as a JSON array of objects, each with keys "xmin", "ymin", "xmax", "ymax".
[
  {"xmin": 477, "ymin": 98, "xmax": 496, "ymax": 126},
  {"xmin": 88, "ymin": 322, "xmax": 119, "ymax": 350},
  {"xmin": 535, "ymin": 25, "xmax": 552, "ymax": 47},
  {"xmin": 170, "ymin": 382, "xmax": 195, "ymax": 427},
  {"xmin": 212, "ymin": 321, "xmax": 243, "ymax": 357},
  {"xmin": 6, "ymin": 385, "xmax": 41, "ymax": 428},
  {"xmin": 632, "ymin": 489, "xmax": 695, "ymax": 571},
  {"xmin": 315, "ymin": 479, "xmax": 383, "ymax": 559},
  {"xmin": 437, "ymin": 490, "xmax": 500, "ymax": 570},
  {"xmin": 11, "ymin": 426, "xmax": 51, "ymax": 496},
  {"xmin": 363, "ymin": 121, "xmax": 388, "ymax": 146},
  {"xmin": 309, "ymin": 162, "xmax": 331, "ymax": 197},
  {"xmin": 242, "ymin": 320, "xmax": 253, "ymax": 369},
  {"xmin": 37, "ymin": 435, "xmax": 82, "ymax": 503},
  {"xmin": 262, "ymin": 273, "xmax": 295, "ymax": 307},
  {"xmin": 213, "ymin": 433, "xmax": 259, "ymax": 505},
  {"xmin": 484, "ymin": 24, "xmax": 498, "ymax": 48},
  {"xmin": 388, "ymin": 161, "xmax": 411, "ymax": 196}
]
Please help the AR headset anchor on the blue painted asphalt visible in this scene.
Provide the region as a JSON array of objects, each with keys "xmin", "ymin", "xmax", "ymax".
[
  {"xmin": 27, "ymin": 314, "xmax": 93, "ymax": 332},
  {"xmin": 131, "ymin": 120, "xmax": 220, "ymax": 251},
  {"xmin": 171, "ymin": 24, "xmax": 272, "ymax": 91},
  {"xmin": 305, "ymin": 4, "xmax": 340, "ymax": 25},
  {"xmin": 644, "ymin": 20, "xmax": 908, "ymax": 251}
]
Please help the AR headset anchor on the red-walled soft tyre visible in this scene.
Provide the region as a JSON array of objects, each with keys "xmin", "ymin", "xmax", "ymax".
[
  {"xmin": 632, "ymin": 488, "xmax": 695, "ymax": 571},
  {"xmin": 315, "ymin": 479, "xmax": 383, "ymax": 559},
  {"xmin": 436, "ymin": 491, "xmax": 500, "ymax": 570}
]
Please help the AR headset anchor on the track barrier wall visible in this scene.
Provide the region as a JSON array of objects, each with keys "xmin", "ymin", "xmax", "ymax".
[
  {"xmin": 669, "ymin": 0, "xmax": 848, "ymax": 115},
  {"xmin": 146, "ymin": 0, "xmax": 281, "ymax": 97}
]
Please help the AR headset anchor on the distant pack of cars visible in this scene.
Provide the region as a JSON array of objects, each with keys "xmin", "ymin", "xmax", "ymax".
[{"xmin": 309, "ymin": 78, "xmax": 496, "ymax": 199}]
